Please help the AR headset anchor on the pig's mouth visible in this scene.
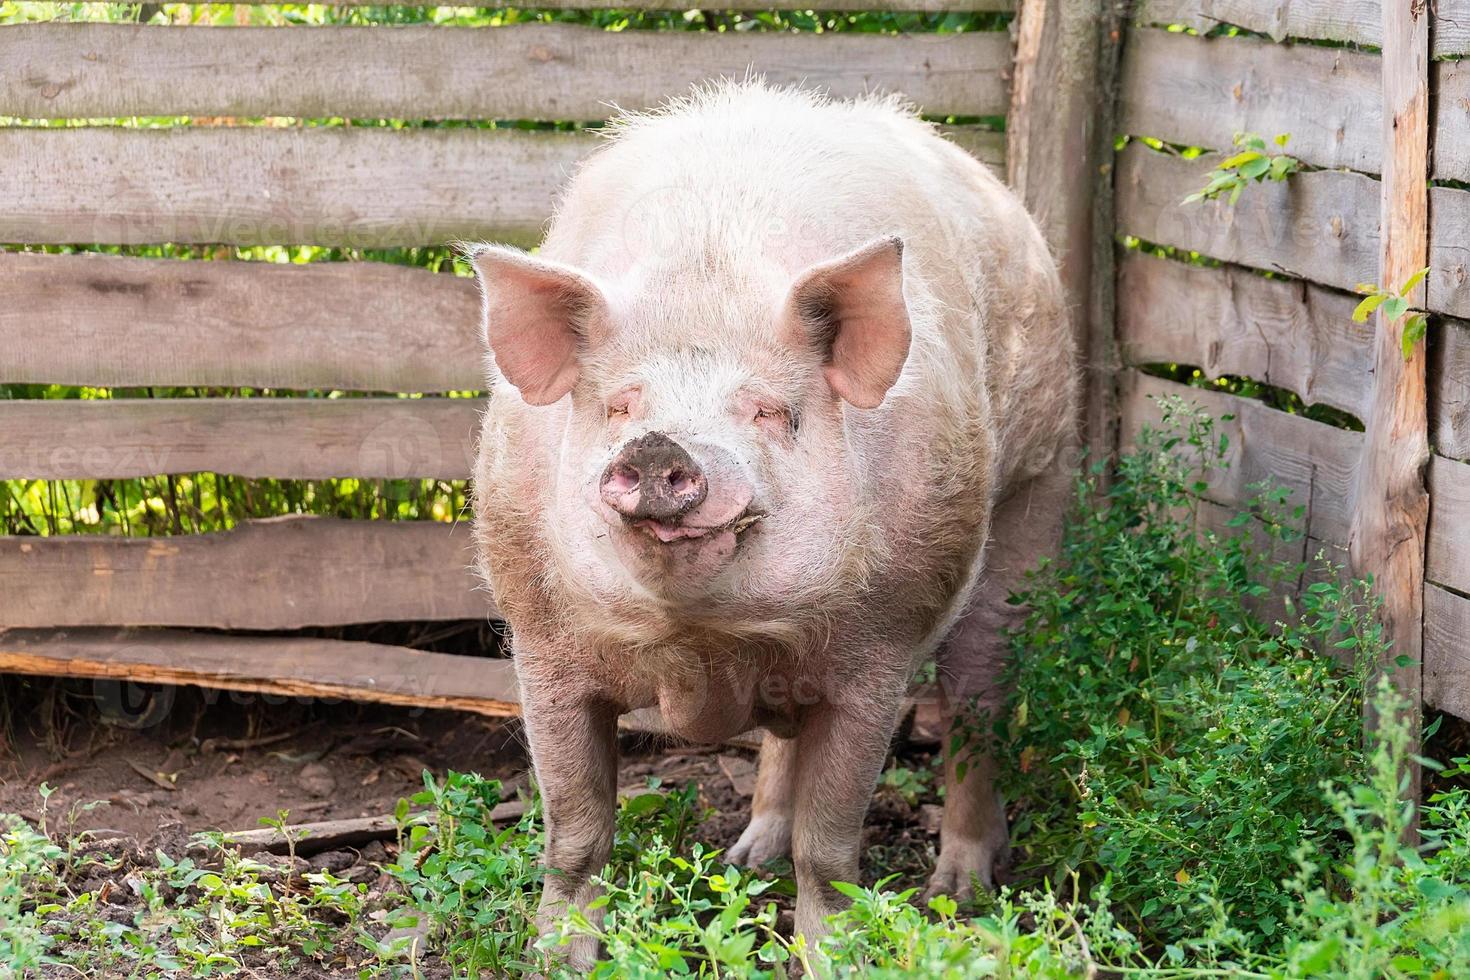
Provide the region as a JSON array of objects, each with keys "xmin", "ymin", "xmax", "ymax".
[{"xmin": 629, "ymin": 510, "xmax": 765, "ymax": 544}]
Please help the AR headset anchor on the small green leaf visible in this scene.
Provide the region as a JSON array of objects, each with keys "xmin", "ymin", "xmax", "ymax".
[
  {"xmin": 1382, "ymin": 296, "xmax": 1410, "ymax": 321},
  {"xmin": 1352, "ymin": 293, "xmax": 1388, "ymax": 323},
  {"xmin": 1400, "ymin": 266, "xmax": 1430, "ymax": 294}
]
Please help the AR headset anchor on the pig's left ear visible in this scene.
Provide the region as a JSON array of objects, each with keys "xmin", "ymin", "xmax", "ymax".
[
  {"xmin": 783, "ymin": 236, "xmax": 912, "ymax": 410},
  {"xmin": 468, "ymin": 244, "xmax": 609, "ymax": 406}
]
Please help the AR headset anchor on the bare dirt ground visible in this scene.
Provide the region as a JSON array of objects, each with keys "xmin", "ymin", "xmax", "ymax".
[{"xmin": 0, "ymin": 676, "xmax": 945, "ymax": 977}]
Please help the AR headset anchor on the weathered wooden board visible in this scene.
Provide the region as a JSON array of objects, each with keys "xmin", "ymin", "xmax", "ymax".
[
  {"xmin": 1116, "ymin": 252, "xmax": 1373, "ymax": 418},
  {"xmin": 1434, "ymin": 320, "xmax": 1470, "ymax": 462},
  {"xmin": 1428, "ymin": 455, "xmax": 1470, "ymax": 596},
  {"xmin": 1116, "ymin": 142, "xmax": 1380, "ymax": 297},
  {"xmin": 1133, "ymin": 0, "xmax": 1470, "ymax": 55},
  {"xmin": 1115, "ymin": 143, "xmax": 1470, "ymax": 320},
  {"xmin": 1, "ymin": 126, "xmax": 587, "ymax": 248},
  {"xmin": 0, "ymin": 397, "xmax": 482, "ymax": 480},
  {"xmin": 1424, "ymin": 584, "xmax": 1470, "ymax": 720},
  {"xmin": 0, "ymin": 627, "xmax": 518, "ymax": 716},
  {"xmin": 0, "ymin": 122, "xmax": 1001, "ymax": 248},
  {"xmin": 1120, "ymin": 28, "xmax": 1470, "ymax": 182},
  {"xmin": 0, "ymin": 516, "xmax": 491, "ymax": 629},
  {"xmin": 1119, "ymin": 371, "xmax": 1361, "ymax": 545},
  {"xmin": 0, "ymin": 251, "xmax": 484, "ymax": 392},
  {"xmin": 1, "ymin": 23, "xmax": 1009, "ymax": 121},
  {"xmin": 1119, "ymin": 27, "xmax": 1381, "ymax": 173}
]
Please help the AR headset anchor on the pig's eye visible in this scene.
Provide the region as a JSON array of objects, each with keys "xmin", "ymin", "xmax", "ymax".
[
  {"xmin": 606, "ymin": 404, "xmax": 630, "ymax": 419},
  {"xmin": 753, "ymin": 405, "xmax": 797, "ymax": 434}
]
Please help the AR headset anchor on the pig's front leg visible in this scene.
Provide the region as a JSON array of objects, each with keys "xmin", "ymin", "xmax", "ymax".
[
  {"xmin": 790, "ymin": 682, "xmax": 906, "ymax": 944},
  {"xmin": 520, "ymin": 678, "xmax": 619, "ymax": 971}
]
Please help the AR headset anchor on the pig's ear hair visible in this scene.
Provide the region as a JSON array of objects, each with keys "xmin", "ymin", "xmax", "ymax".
[
  {"xmin": 784, "ymin": 236, "xmax": 912, "ymax": 410},
  {"xmin": 466, "ymin": 244, "xmax": 609, "ymax": 407}
]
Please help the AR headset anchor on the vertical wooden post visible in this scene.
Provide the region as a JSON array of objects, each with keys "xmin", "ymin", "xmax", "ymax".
[
  {"xmin": 1008, "ymin": 0, "xmax": 1116, "ymax": 458},
  {"xmin": 1349, "ymin": 0, "xmax": 1430, "ymax": 790}
]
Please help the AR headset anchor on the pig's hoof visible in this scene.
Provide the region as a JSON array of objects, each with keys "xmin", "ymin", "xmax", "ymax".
[
  {"xmin": 727, "ymin": 813, "xmax": 792, "ymax": 867},
  {"xmin": 922, "ymin": 837, "xmax": 1004, "ymax": 903}
]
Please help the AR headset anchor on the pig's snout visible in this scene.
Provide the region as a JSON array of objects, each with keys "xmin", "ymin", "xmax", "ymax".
[{"xmin": 600, "ymin": 431, "xmax": 708, "ymax": 523}]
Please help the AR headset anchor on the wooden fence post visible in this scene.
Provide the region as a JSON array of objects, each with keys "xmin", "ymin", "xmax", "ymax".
[
  {"xmin": 1009, "ymin": 0, "xmax": 1118, "ymax": 459},
  {"xmin": 1349, "ymin": 0, "xmax": 1431, "ymax": 790}
]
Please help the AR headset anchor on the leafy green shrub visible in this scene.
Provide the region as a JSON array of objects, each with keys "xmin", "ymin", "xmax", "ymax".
[{"xmin": 1001, "ymin": 398, "xmax": 1376, "ymax": 944}]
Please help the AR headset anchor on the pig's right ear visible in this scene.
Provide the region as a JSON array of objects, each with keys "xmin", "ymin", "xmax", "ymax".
[{"xmin": 468, "ymin": 245, "xmax": 609, "ymax": 406}]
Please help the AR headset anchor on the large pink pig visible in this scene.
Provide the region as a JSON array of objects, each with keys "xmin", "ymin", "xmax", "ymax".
[{"xmin": 470, "ymin": 82, "xmax": 1077, "ymax": 964}]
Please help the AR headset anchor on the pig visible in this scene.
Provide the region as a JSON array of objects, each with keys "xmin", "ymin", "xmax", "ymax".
[{"xmin": 469, "ymin": 81, "xmax": 1077, "ymax": 966}]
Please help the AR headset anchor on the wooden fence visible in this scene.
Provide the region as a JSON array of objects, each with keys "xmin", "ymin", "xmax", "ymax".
[
  {"xmin": 0, "ymin": 2, "xmax": 1038, "ymax": 717},
  {"xmin": 1117, "ymin": 0, "xmax": 1470, "ymax": 724},
  {"xmin": 4, "ymin": 1, "xmax": 1464, "ymax": 730}
]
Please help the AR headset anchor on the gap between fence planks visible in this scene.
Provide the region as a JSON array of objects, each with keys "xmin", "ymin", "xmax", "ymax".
[
  {"xmin": 0, "ymin": 397, "xmax": 482, "ymax": 481},
  {"xmin": 1133, "ymin": 0, "xmax": 1470, "ymax": 56},
  {"xmin": 0, "ymin": 516, "xmax": 491, "ymax": 629},
  {"xmin": 1115, "ymin": 252, "xmax": 1470, "ymax": 461},
  {"xmin": 1, "ymin": 23, "xmax": 1010, "ymax": 122},
  {"xmin": 0, "ymin": 123, "xmax": 1001, "ymax": 249},
  {"xmin": 1113, "ymin": 143, "xmax": 1470, "ymax": 320},
  {"xmin": 0, "ymin": 252, "xmax": 484, "ymax": 392},
  {"xmin": 0, "ymin": 628, "xmax": 519, "ymax": 716}
]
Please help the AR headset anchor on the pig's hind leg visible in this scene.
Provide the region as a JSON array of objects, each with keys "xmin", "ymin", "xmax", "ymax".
[
  {"xmin": 924, "ymin": 458, "xmax": 1072, "ymax": 902},
  {"xmin": 728, "ymin": 732, "xmax": 797, "ymax": 866}
]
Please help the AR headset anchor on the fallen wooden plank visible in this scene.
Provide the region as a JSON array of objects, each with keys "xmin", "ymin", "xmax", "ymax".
[
  {"xmin": 1120, "ymin": 27, "xmax": 1381, "ymax": 173},
  {"xmin": 1428, "ymin": 455, "xmax": 1470, "ymax": 596},
  {"xmin": 1, "ymin": 23, "xmax": 1009, "ymax": 121},
  {"xmin": 1434, "ymin": 320, "xmax": 1470, "ymax": 461},
  {"xmin": 1116, "ymin": 252, "xmax": 1373, "ymax": 419},
  {"xmin": 0, "ymin": 127, "xmax": 588, "ymax": 248},
  {"xmin": 0, "ymin": 516, "xmax": 491, "ymax": 629},
  {"xmin": 1424, "ymin": 584, "xmax": 1470, "ymax": 721},
  {"xmin": 1119, "ymin": 371, "xmax": 1361, "ymax": 546},
  {"xmin": 1115, "ymin": 142, "xmax": 1470, "ymax": 320},
  {"xmin": 1134, "ymin": 0, "xmax": 1470, "ymax": 56},
  {"xmin": 0, "ymin": 627, "xmax": 518, "ymax": 716},
  {"xmin": 0, "ymin": 251, "xmax": 483, "ymax": 392},
  {"xmin": 0, "ymin": 397, "xmax": 482, "ymax": 480},
  {"xmin": 208, "ymin": 785, "xmax": 669, "ymax": 856}
]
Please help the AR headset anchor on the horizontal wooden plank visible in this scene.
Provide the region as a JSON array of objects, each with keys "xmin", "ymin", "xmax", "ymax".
[
  {"xmin": 1116, "ymin": 142, "xmax": 1379, "ymax": 294},
  {"xmin": 2, "ymin": 23, "xmax": 1009, "ymax": 121},
  {"xmin": 1134, "ymin": 0, "xmax": 1470, "ymax": 55},
  {"xmin": 1, "ymin": 127, "xmax": 587, "ymax": 248},
  {"xmin": 1116, "ymin": 252, "xmax": 1373, "ymax": 419},
  {"xmin": 0, "ymin": 121, "xmax": 1001, "ymax": 249},
  {"xmin": 1425, "ymin": 584, "xmax": 1470, "ymax": 720},
  {"xmin": 230, "ymin": 0, "xmax": 1013, "ymax": 9},
  {"xmin": 1115, "ymin": 142, "xmax": 1470, "ymax": 319},
  {"xmin": 0, "ymin": 251, "xmax": 484, "ymax": 391},
  {"xmin": 1119, "ymin": 29, "xmax": 1470, "ymax": 182},
  {"xmin": 1428, "ymin": 455, "xmax": 1470, "ymax": 596},
  {"xmin": 0, "ymin": 516, "xmax": 491, "ymax": 629},
  {"xmin": 1434, "ymin": 319, "xmax": 1470, "ymax": 461},
  {"xmin": 0, "ymin": 627, "xmax": 518, "ymax": 716},
  {"xmin": 1119, "ymin": 371, "xmax": 1361, "ymax": 545},
  {"xmin": 0, "ymin": 397, "xmax": 482, "ymax": 480},
  {"xmin": 1120, "ymin": 27, "xmax": 1381, "ymax": 173}
]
